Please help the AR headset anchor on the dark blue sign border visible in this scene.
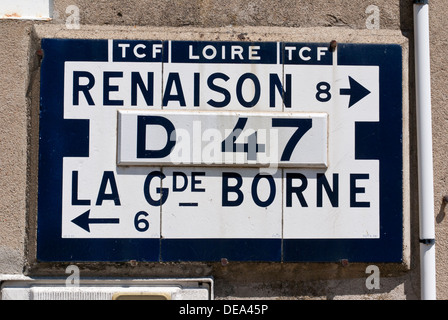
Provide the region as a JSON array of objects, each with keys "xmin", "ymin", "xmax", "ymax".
[{"xmin": 37, "ymin": 39, "xmax": 402, "ymax": 263}]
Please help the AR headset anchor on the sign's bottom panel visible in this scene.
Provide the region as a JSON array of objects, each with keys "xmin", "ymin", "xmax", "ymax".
[{"xmin": 37, "ymin": 238, "xmax": 402, "ymax": 262}]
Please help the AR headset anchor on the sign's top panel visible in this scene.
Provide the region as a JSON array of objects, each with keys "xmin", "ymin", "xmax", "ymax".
[{"xmin": 67, "ymin": 39, "xmax": 335, "ymax": 65}]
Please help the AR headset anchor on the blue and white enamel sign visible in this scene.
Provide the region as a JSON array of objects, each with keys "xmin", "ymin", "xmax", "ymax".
[{"xmin": 37, "ymin": 39, "xmax": 403, "ymax": 262}]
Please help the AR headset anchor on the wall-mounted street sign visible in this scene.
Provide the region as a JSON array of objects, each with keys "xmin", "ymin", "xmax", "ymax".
[{"xmin": 37, "ymin": 39, "xmax": 403, "ymax": 262}]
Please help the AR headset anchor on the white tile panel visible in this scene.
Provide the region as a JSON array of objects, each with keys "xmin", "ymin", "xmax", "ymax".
[{"xmin": 0, "ymin": 0, "xmax": 52, "ymax": 20}]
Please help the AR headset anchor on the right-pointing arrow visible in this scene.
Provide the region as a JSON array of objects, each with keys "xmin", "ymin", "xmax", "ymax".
[
  {"xmin": 71, "ymin": 209, "xmax": 119, "ymax": 232},
  {"xmin": 340, "ymin": 76, "xmax": 371, "ymax": 108}
]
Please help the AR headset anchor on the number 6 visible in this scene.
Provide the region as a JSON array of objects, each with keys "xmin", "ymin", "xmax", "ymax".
[{"xmin": 134, "ymin": 211, "xmax": 149, "ymax": 232}]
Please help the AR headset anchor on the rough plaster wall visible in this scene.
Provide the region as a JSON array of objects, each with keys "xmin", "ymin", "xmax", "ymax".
[
  {"xmin": 1, "ymin": 0, "xmax": 447, "ymax": 300},
  {"xmin": 0, "ymin": 21, "xmax": 33, "ymax": 274},
  {"xmin": 51, "ymin": 0, "xmax": 408, "ymax": 30}
]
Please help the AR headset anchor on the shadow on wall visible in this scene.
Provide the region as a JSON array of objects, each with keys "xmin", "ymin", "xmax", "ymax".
[{"xmin": 436, "ymin": 196, "xmax": 448, "ymax": 224}]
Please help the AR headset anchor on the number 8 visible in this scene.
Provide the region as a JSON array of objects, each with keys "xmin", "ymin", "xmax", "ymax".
[{"xmin": 316, "ymin": 82, "xmax": 331, "ymax": 102}]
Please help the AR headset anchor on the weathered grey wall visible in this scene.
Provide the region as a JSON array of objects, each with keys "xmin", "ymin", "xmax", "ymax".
[
  {"xmin": 0, "ymin": 0, "xmax": 447, "ymax": 300},
  {"xmin": 0, "ymin": 20, "xmax": 33, "ymax": 274},
  {"xmin": 428, "ymin": 0, "xmax": 448, "ymax": 298}
]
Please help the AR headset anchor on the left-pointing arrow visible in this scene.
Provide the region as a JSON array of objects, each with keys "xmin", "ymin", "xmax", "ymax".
[{"xmin": 71, "ymin": 210, "xmax": 119, "ymax": 232}]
